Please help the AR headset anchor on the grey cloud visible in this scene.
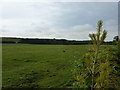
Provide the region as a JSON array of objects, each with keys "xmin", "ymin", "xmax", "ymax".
[{"xmin": 0, "ymin": 2, "xmax": 118, "ymax": 41}]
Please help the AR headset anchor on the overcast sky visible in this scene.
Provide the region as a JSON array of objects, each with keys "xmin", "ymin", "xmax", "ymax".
[{"xmin": 0, "ymin": 2, "xmax": 118, "ymax": 41}]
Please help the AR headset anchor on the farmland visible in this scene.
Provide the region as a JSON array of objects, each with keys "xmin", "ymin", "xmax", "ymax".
[
  {"xmin": 2, "ymin": 43, "xmax": 119, "ymax": 88},
  {"xmin": 2, "ymin": 44, "xmax": 91, "ymax": 88}
]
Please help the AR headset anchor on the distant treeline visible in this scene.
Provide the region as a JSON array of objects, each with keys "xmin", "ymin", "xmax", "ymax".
[{"xmin": 1, "ymin": 37, "xmax": 115, "ymax": 45}]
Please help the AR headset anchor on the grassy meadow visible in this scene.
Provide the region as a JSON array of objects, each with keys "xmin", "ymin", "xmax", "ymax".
[
  {"xmin": 2, "ymin": 44, "xmax": 91, "ymax": 88},
  {"xmin": 3, "ymin": 43, "xmax": 118, "ymax": 88}
]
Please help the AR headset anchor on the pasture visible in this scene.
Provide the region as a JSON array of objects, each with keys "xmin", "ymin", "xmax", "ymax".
[{"xmin": 2, "ymin": 44, "xmax": 90, "ymax": 88}]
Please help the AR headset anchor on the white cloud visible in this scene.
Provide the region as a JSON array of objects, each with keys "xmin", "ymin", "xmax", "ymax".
[
  {"xmin": 57, "ymin": 24, "xmax": 95, "ymax": 40},
  {"xmin": 104, "ymin": 20, "xmax": 118, "ymax": 40},
  {"xmin": 0, "ymin": 19, "xmax": 117, "ymax": 41},
  {"xmin": 17, "ymin": 24, "xmax": 95, "ymax": 40},
  {"xmin": 0, "ymin": 2, "xmax": 118, "ymax": 41}
]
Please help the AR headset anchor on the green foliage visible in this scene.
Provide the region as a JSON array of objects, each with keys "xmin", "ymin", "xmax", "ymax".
[
  {"xmin": 88, "ymin": 20, "xmax": 108, "ymax": 88},
  {"xmin": 73, "ymin": 45, "xmax": 119, "ymax": 88},
  {"xmin": 89, "ymin": 20, "xmax": 107, "ymax": 45},
  {"xmin": 72, "ymin": 20, "xmax": 120, "ymax": 88},
  {"xmin": 113, "ymin": 36, "xmax": 119, "ymax": 42},
  {"xmin": 72, "ymin": 58, "xmax": 92, "ymax": 88}
]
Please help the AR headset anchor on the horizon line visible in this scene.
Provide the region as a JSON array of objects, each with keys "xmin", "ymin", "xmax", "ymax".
[{"xmin": 0, "ymin": 36, "xmax": 113, "ymax": 42}]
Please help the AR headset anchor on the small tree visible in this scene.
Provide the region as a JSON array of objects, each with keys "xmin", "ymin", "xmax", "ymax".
[
  {"xmin": 72, "ymin": 20, "xmax": 115, "ymax": 88},
  {"xmin": 72, "ymin": 20, "xmax": 120, "ymax": 89},
  {"xmin": 89, "ymin": 20, "xmax": 107, "ymax": 89}
]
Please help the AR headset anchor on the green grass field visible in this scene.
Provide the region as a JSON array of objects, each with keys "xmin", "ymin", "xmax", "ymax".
[
  {"xmin": 2, "ymin": 44, "xmax": 90, "ymax": 88},
  {"xmin": 3, "ymin": 44, "xmax": 117, "ymax": 88}
]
